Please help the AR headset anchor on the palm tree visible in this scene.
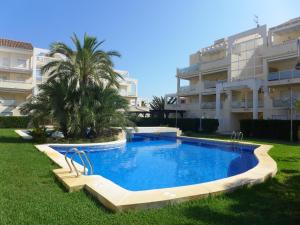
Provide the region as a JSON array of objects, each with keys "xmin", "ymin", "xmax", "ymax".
[
  {"xmin": 150, "ymin": 96, "xmax": 165, "ymax": 111},
  {"xmin": 21, "ymin": 34, "xmax": 131, "ymax": 138},
  {"xmin": 42, "ymin": 33, "xmax": 122, "ymax": 88},
  {"xmin": 150, "ymin": 96, "xmax": 165, "ymax": 119}
]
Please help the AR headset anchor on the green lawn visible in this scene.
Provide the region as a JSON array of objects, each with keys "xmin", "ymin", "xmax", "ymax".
[{"xmin": 0, "ymin": 129, "xmax": 299, "ymax": 225}]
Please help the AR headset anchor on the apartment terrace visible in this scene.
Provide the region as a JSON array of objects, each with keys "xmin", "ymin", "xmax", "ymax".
[{"xmin": 0, "ymin": 79, "xmax": 33, "ymax": 92}]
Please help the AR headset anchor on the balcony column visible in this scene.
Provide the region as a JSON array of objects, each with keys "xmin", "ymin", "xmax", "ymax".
[
  {"xmin": 252, "ymin": 85, "xmax": 259, "ymax": 119},
  {"xmin": 263, "ymin": 86, "xmax": 272, "ymax": 119},
  {"xmin": 245, "ymin": 90, "xmax": 248, "ymax": 108},
  {"xmin": 32, "ymin": 50, "xmax": 38, "ymax": 95},
  {"xmin": 216, "ymin": 85, "xmax": 221, "ymax": 119},
  {"xmin": 176, "ymin": 76, "xmax": 181, "ymax": 105}
]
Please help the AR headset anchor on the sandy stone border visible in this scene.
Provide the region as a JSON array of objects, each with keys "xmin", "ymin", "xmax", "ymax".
[{"xmin": 15, "ymin": 129, "xmax": 277, "ymax": 212}]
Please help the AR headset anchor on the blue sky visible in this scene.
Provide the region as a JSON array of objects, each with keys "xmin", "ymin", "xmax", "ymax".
[{"xmin": 0, "ymin": 0, "xmax": 299, "ymax": 100}]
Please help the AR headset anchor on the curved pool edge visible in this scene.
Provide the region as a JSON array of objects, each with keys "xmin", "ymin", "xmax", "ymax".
[{"xmin": 31, "ymin": 135, "xmax": 277, "ymax": 212}]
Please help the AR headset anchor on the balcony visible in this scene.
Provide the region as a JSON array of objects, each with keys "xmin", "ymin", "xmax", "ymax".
[
  {"xmin": 0, "ymin": 64, "xmax": 31, "ymax": 74},
  {"xmin": 201, "ymin": 57, "xmax": 229, "ymax": 73},
  {"xmin": 201, "ymin": 101, "xmax": 216, "ymax": 109},
  {"xmin": 273, "ymin": 98, "xmax": 298, "ymax": 108},
  {"xmin": 265, "ymin": 39, "xmax": 298, "ymax": 58},
  {"xmin": 177, "ymin": 64, "xmax": 200, "ymax": 78},
  {"xmin": 165, "ymin": 103, "xmax": 185, "ymax": 110},
  {"xmin": 178, "ymin": 85, "xmax": 199, "ymax": 95},
  {"xmin": 36, "ymin": 56, "xmax": 56, "ymax": 67},
  {"xmin": 165, "ymin": 103, "xmax": 199, "ymax": 111},
  {"xmin": 202, "ymin": 80, "xmax": 227, "ymax": 89},
  {"xmin": 0, "ymin": 79, "xmax": 33, "ymax": 91},
  {"xmin": 0, "ymin": 99, "xmax": 16, "ymax": 106},
  {"xmin": 268, "ymin": 69, "xmax": 300, "ymax": 81},
  {"xmin": 119, "ymin": 89, "xmax": 137, "ymax": 97},
  {"xmin": 232, "ymin": 100, "xmax": 263, "ymax": 108}
]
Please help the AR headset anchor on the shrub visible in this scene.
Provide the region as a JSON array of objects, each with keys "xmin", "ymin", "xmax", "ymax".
[
  {"xmin": 240, "ymin": 119, "xmax": 300, "ymax": 142},
  {"xmin": 30, "ymin": 127, "xmax": 48, "ymax": 143},
  {"xmin": 0, "ymin": 116, "xmax": 30, "ymax": 128},
  {"xmin": 201, "ymin": 119, "xmax": 219, "ymax": 132},
  {"xmin": 134, "ymin": 118, "xmax": 219, "ymax": 133}
]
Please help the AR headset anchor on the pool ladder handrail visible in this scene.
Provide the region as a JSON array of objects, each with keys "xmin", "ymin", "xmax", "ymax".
[
  {"xmin": 231, "ymin": 131, "xmax": 244, "ymax": 143},
  {"xmin": 64, "ymin": 148, "xmax": 93, "ymax": 177}
]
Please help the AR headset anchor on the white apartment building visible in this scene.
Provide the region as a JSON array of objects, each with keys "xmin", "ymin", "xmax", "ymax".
[
  {"xmin": 165, "ymin": 17, "xmax": 300, "ymax": 133},
  {"xmin": 0, "ymin": 38, "xmax": 138, "ymax": 116}
]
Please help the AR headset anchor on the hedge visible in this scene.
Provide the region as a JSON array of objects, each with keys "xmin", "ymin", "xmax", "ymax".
[
  {"xmin": 134, "ymin": 117, "xmax": 219, "ymax": 133},
  {"xmin": 201, "ymin": 119, "xmax": 219, "ymax": 132},
  {"xmin": 240, "ymin": 119, "xmax": 300, "ymax": 142},
  {"xmin": 0, "ymin": 116, "xmax": 30, "ymax": 128}
]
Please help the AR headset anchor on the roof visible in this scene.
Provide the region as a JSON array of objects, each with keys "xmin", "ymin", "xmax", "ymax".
[
  {"xmin": 0, "ymin": 38, "xmax": 33, "ymax": 50},
  {"xmin": 270, "ymin": 17, "xmax": 300, "ymax": 31}
]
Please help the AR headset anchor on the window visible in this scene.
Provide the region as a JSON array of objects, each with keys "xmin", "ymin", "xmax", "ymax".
[
  {"xmin": 16, "ymin": 59, "xmax": 27, "ymax": 68},
  {"xmin": 1, "ymin": 57, "xmax": 9, "ymax": 67},
  {"xmin": 128, "ymin": 83, "xmax": 136, "ymax": 96}
]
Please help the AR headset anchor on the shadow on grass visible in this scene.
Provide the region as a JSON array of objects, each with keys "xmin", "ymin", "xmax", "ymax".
[
  {"xmin": 182, "ymin": 175, "xmax": 300, "ymax": 225},
  {"xmin": 0, "ymin": 135, "xmax": 31, "ymax": 144}
]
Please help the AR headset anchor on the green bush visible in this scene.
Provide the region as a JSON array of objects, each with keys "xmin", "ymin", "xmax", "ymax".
[
  {"xmin": 134, "ymin": 117, "xmax": 219, "ymax": 132},
  {"xmin": 201, "ymin": 119, "xmax": 219, "ymax": 132},
  {"xmin": 0, "ymin": 116, "xmax": 30, "ymax": 128},
  {"xmin": 30, "ymin": 127, "xmax": 48, "ymax": 143},
  {"xmin": 240, "ymin": 119, "xmax": 300, "ymax": 142}
]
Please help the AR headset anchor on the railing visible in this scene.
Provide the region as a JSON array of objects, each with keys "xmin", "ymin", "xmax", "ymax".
[
  {"xmin": 0, "ymin": 79, "xmax": 33, "ymax": 90},
  {"xmin": 232, "ymin": 100, "xmax": 263, "ymax": 108},
  {"xmin": 272, "ymin": 98, "xmax": 298, "ymax": 108},
  {"xmin": 177, "ymin": 64, "xmax": 200, "ymax": 76},
  {"xmin": 36, "ymin": 56, "xmax": 55, "ymax": 65},
  {"xmin": 266, "ymin": 39, "xmax": 298, "ymax": 57},
  {"xmin": 0, "ymin": 99, "xmax": 16, "ymax": 106},
  {"xmin": 178, "ymin": 85, "xmax": 199, "ymax": 94},
  {"xmin": 203, "ymin": 79, "xmax": 227, "ymax": 89},
  {"xmin": 268, "ymin": 69, "xmax": 300, "ymax": 81},
  {"xmin": 64, "ymin": 148, "xmax": 93, "ymax": 177},
  {"xmin": 0, "ymin": 64, "xmax": 31, "ymax": 72},
  {"xmin": 201, "ymin": 102, "xmax": 216, "ymax": 109},
  {"xmin": 201, "ymin": 57, "xmax": 229, "ymax": 72},
  {"xmin": 165, "ymin": 103, "xmax": 199, "ymax": 110}
]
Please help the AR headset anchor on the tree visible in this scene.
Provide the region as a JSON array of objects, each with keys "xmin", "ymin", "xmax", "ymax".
[
  {"xmin": 150, "ymin": 96, "xmax": 165, "ymax": 118},
  {"xmin": 150, "ymin": 96, "xmax": 165, "ymax": 111},
  {"xmin": 21, "ymin": 34, "xmax": 131, "ymax": 138},
  {"xmin": 296, "ymin": 99, "xmax": 300, "ymax": 109}
]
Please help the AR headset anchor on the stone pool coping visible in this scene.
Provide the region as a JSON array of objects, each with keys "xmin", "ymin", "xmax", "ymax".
[{"xmin": 15, "ymin": 129, "xmax": 277, "ymax": 212}]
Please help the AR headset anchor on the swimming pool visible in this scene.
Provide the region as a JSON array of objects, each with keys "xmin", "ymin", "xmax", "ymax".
[{"xmin": 51, "ymin": 134, "xmax": 259, "ymax": 191}]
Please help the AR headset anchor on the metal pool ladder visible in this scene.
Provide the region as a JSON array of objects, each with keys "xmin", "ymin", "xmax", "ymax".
[
  {"xmin": 64, "ymin": 148, "xmax": 94, "ymax": 177},
  {"xmin": 231, "ymin": 131, "xmax": 244, "ymax": 144}
]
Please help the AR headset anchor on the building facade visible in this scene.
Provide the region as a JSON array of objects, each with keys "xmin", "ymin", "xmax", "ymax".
[
  {"xmin": 165, "ymin": 17, "xmax": 300, "ymax": 133},
  {"xmin": 0, "ymin": 38, "xmax": 138, "ymax": 116}
]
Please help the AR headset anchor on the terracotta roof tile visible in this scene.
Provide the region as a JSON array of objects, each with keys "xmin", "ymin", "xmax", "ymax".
[{"xmin": 0, "ymin": 38, "xmax": 33, "ymax": 50}]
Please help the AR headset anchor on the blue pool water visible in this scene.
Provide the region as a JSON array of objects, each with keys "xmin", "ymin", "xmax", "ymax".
[{"xmin": 51, "ymin": 134, "xmax": 258, "ymax": 191}]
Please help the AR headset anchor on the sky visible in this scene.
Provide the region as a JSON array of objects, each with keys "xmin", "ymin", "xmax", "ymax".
[{"xmin": 0, "ymin": 0, "xmax": 299, "ymax": 101}]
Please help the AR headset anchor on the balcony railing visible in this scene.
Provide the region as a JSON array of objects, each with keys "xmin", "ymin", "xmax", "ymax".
[
  {"xmin": 178, "ymin": 85, "xmax": 199, "ymax": 94},
  {"xmin": 177, "ymin": 64, "xmax": 200, "ymax": 77},
  {"xmin": 36, "ymin": 56, "xmax": 56, "ymax": 65},
  {"xmin": 268, "ymin": 69, "xmax": 300, "ymax": 81},
  {"xmin": 266, "ymin": 39, "xmax": 298, "ymax": 58},
  {"xmin": 0, "ymin": 79, "xmax": 33, "ymax": 90},
  {"xmin": 203, "ymin": 79, "xmax": 227, "ymax": 89},
  {"xmin": 232, "ymin": 100, "xmax": 263, "ymax": 108},
  {"xmin": 201, "ymin": 102, "xmax": 216, "ymax": 109},
  {"xmin": 0, "ymin": 99, "xmax": 16, "ymax": 106},
  {"xmin": 273, "ymin": 98, "xmax": 298, "ymax": 108},
  {"xmin": 0, "ymin": 64, "xmax": 31, "ymax": 73},
  {"xmin": 201, "ymin": 57, "xmax": 229, "ymax": 72}
]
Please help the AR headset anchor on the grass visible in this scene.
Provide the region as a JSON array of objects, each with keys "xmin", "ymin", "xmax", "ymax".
[{"xmin": 0, "ymin": 129, "xmax": 300, "ymax": 225}]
